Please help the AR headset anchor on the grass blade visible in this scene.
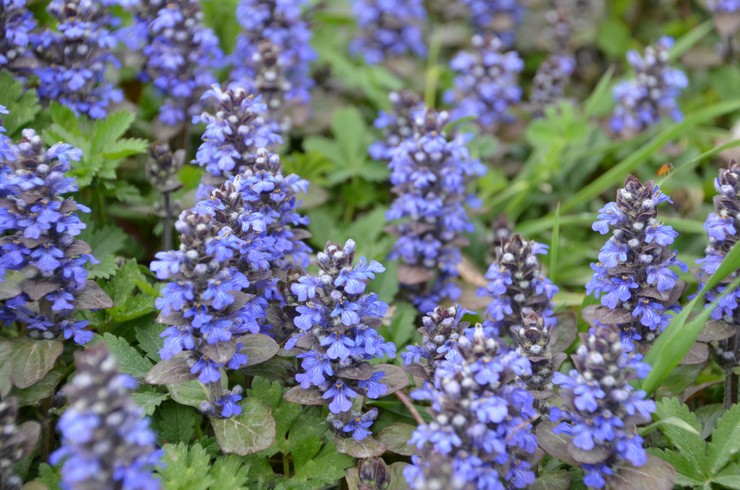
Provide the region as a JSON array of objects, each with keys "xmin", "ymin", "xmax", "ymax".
[
  {"xmin": 642, "ymin": 244, "xmax": 740, "ymax": 394},
  {"xmin": 584, "ymin": 66, "xmax": 615, "ymax": 118},
  {"xmin": 549, "ymin": 203, "xmax": 561, "ymax": 284},
  {"xmin": 560, "ymin": 99, "xmax": 740, "ymax": 214},
  {"xmin": 669, "ymin": 20, "xmax": 714, "ymax": 61}
]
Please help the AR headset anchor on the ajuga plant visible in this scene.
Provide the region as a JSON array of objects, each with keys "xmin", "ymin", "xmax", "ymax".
[
  {"xmin": 193, "ymin": 85, "xmax": 282, "ymax": 199},
  {"xmin": 549, "ymin": 324, "xmax": 656, "ymax": 489},
  {"xmin": 33, "ymin": 0, "xmax": 125, "ymax": 119},
  {"xmin": 529, "ymin": 5, "xmax": 575, "ymax": 116},
  {"xmin": 401, "ymin": 304, "xmax": 469, "ymax": 381},
  {"xmin": 369, "ymin": 90, "xmax": 423, "ymax": 162},
  {"xmin": 0, "ymin": 105, "xmax": 12, "ymax": 163},
  {"xmin": 51, "ymin": 345, "xmax": 161, "ymax": 490},
  {"xmin": 0, "ymin": 394, "xmax": 40, "ymax": 490},
  {"xmin": 480, "ymin": 234, "xmax": 558, "ymax": 338},
  {"xmin": 0, "ymin": 127, "xmax": 111, "ymax": 344},
  {"xmin": 459, "ymin": 0, "xmax": 523, "ymax": 46},
  {"xmin": 150, "ymin": 176, "xmax": 274, "ymax": 417},
  {"xmin": 235, "ymin": 147, "xmax": 311, "ymax": 272},
  {"xmin": 513, "ymin": 311, "xmax": 562, "ymax": 404},
  {"xmin": 698, "ymin": 162, "xmax": 740, "ymax": 404},
  {"xmin": 611, "ymin": 36, "xmax": 688, "ymax": 138},
  {"xmin": 0, "ymin": 0, "xmax": 36, "ymax": 78},
  {"xmin": 284, "ymin": 240, "xmax": 395, "ymax": 436},
  {"xmin": 387, "ymin": 109, "xmax": 485, "ymax": 313},
  {"xmin": 231, "ymin": 0, "xmax": 315, "ymax": 125},
  {"xmin": 237, "ymin": 41, "xmax": 295, "ymax": 131},
  {"xmin": 444, "ymin": 34, "xmax": 523, "ymax": 129},
  {"xmin": 530, "ymin": 55, "xmax": 575, "ymax": 117},
  {"xmin": 350, "ymin": 0, "xmax": 428, "ymax": 65},
  {"xmin": 146, "ymin": 141, "xmax": 185, "ymax": 250},
  {"xmin": 355, "ymin": 458, "xmax": 392, "ymax": 489},
  {"xmin": 710, "ymin": 0, "xmax": 740, "ymax": 43},
  {"xmin": 133, "ymin": 0, "xmax": 223, "ymax": 126},
  {"xmin": 585, "ymin": 175, "xmax": 685, "ymax": 348},
  {"xmin": 405, "ymin": 324, "xmax": 537, "ymax": 489}
]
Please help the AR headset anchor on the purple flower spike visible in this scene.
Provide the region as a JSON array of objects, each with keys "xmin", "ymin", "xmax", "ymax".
[
  {"xmin": 550, "ymin": 325, "xmax": 655, "ymax": 489},
  {"xmin": 698, "ymin": 162, "xmax": 740, "ymax": 367},
  {"xmin": 51, "ymin": 345, "xmax": 162, "ymax": 490},
  {"xmin": 33, "ymin": 0, "xmax": 125, "ymax": 118},
  {"xmin": 611, "ymin": 37, "xmax": 687, "ymax": 138},
  {"xmin": 586, "ymin": 175, "xmax": 685, "ymax": 348},
  {"xmin": 0, "ymin": 126, "xmax": 105, "ymax": 344},
  {"xmin": 387, "ymin": 109, "xmax": 486, "ymax": 312},
  {"xmin": 285, "ymin": 240, "xmax": 395, "ymax": 423},
  {"xmin": 405, "ymin": 324, "xmax": 537, "ymax": 489}
]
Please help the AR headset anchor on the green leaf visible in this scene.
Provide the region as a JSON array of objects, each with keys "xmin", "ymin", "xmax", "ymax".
[
  {"xmin": 385, "ymin": 301, "xmax": 417, "ymax": 348},
  {"xmin": 305, "ymin": 107, "xmax": 374, "ymax": 186},
  {"xmin": 706, "ymin": 403, "xmax": 740, "ymax": 476},
  {"xmin": 10, "ymin": 339, "xmax": 64, "ymax": 389},
  {"xmin": 596, "ymin": 17, "xmax": 631, "ymax": 58},
  {"xmin": 155, "ymin": 402, "xmax": 196, "ymax": 444},
  {"xmin": 103, "ymin": 260, "xmax": 156, "ymax": 323},
  {"xmin": 167, "ymin": 380, "xmax": 211, "ymax": 409},
  {"xmin": 135, "ymin": 323, "xmax": 166, "ymax": 362},
  {"xmin": 246, "ymin": 377, "xmax": 302, "ymax": 455},
  {"xmin": 131, "ymin": 387, "xmax": 168, "ymax": 416},
  {"xmin": 158, "ymin": 443, "xmax": 214, "ymax": 490},
  {"xmin": 713, "ymin": 463, "xmax": 740, "ymax": 489},
  {"xmin": 0, "ymin": 343, "xmax": 14, "ymax": 396},
  {"xmin": 12, "ymin": 366, "xmax": 64, "ymax": 407},
  {"xmin": 37, "ymin": 463, "xmax": 62, "ymax": 489},
  {"xmin": 378, "ymin": 422, "xmax": 415, "ymax": 456},
  {"xmin": 651, "ymin": 449, "xmax": 706, "ymax": 487},
  {"xmin": 0, "ymin": 72, "xmax": 40, "ymax": 136},
  {"xmin": 291, "ymin": 439, "xmax": 354, "ymax": 483},
  {"xmin": 209, "ymin": 455, "xmax": 254, "ymax": 490},
  {"xmin": 78, "ymin": 224, "xmax": 129, "ymax": 280},
  {"xmin": 211, "ymin": 398, "xmax": 276, "ymax": 455},
  {"xmin": 98, "ymin": 333, "xmax": 153, "ymax": 379}
]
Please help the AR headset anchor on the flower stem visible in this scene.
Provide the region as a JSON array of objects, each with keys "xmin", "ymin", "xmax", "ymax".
[{"xmin": 395, "ymin": 390, "xmax": 424, "ymax": 425}]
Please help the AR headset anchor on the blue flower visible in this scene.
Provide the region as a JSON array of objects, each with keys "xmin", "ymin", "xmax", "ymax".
[
  {"xmin": 406, "ymin": 324, "xmax": 536, "ymax": 488},
  {"xmin": 611, "ymin": 37, "xmax": 687, "ymax": 137},
  {"xmin": 697, "ymin": 162, "xmax": 740, "ymax": 365},
  {"xmin": 215, "ymin": 390, "xmax": 243, "ymax": 418},
  {"xmin": 132, "ymin": 0, "xmax": 223, "ymax": 125},
  {"xmin": 550, "ymin": 325, "xmax": 655, "ymax": 488},
  {"xmin": 357, "ymin": 372, "xmax": 387, "ymax": 399},
  {"xmin": 323, "ymin": 381, "xmax": 359, "ymax": 414},
  {"xmin": 593, "ymin": 202, "xmax": 624, "ymax": 234},
  {"xmin": 0, "ymin": 128, "xmax": 103, "ymax": 344},
  {"xmin": 387, "ymin": 109, "xmax": 485, "ymax": 310},
  {"xmin": 350, "ymin": 0, "xmax": 427, "ymax": 64},
  {"xmin": 33, "ymin": 0, "xmax": 125, "ymax": 118},
  {"xmin": 191, "ymin": 357, "xmax": 223, "ymax": 384},
  {"xmin": 230, "ymin": 1, "xmax": 315, "ymax": 128},
  {"xmin": 342, "ymin": 408, "xmax": 379, "ymax": 441},
  {"xmin": 51, "ymin": 346, "xmax": 161, "ymax": 490},
  {"xmin": 150, "ymin": 177, "xmax": 276, "ymax": 417},
  {"xmin": 460, "ymin": 0, "xmax": 523, "ymax": 45},
  {"xmin": 588, "ymin": 176, "xmax": 685, "ymax": 345},
  {"xmin": 480, "ymin": 235, "xmax": 558, "ymax": 337},
  {"xmin": 286, "ymin": 240, "xmax": 395, "ymax": 425},
  {"xmin": 445, "ymin": 35, "xmax": 523, "ymax": 128}
]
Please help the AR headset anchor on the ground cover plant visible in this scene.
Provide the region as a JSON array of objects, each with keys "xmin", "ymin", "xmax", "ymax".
[{"xmin": 2, "ymin": 0, "xmax": 740, "ymax": 489}]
